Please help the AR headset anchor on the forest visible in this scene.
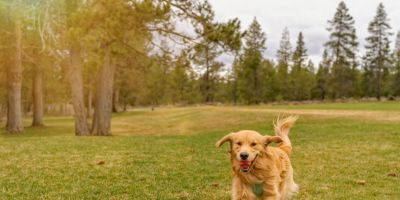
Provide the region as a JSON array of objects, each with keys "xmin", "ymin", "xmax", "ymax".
[{"xmin": 0, "ymin": 0, "xmax": 399, "ymax": 135}]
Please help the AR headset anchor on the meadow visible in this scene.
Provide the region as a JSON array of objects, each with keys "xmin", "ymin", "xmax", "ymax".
[{"xmin": 0, "ymin": 102, "xmax": 399, "ymax": 199}]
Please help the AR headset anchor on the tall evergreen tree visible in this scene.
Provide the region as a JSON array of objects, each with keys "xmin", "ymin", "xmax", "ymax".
[
  {"xmin": 363, "ymin": 3, "xmax": 392, "ymax": 100},
  {"xmin": 391, "ymin": 31, "xmax": 400, "ymax": 96},
  {"xmin": 191, "ymin": 2, "xmax": 220, "ymax": 103},
  {"xmin": 261, "ymin": 59, "xmax": 279, "ymax": 102},
  {"xmin": 289, "ymin": 32, "xmax": 314, "ymax": 100},
  {"xmin": 350, "ymin": 29, "xmax": 362, "ymax": 97},
  {"xmin": 292, "ymin": 32, "xmax": 307, "ymax": 69},
  {"xmin": 192, "ymin": 1, "xmax": 242, "ymax": 103},
  {"xmin": 313, "ymin": 50, "xmax": 331, "ymax": 100},
  {"xmin": 169, "ymin": 51, "xmax": 197, "ymax": 104},
  {"xmin": 237, "ymin": 18, "xmax": 267, "ymax": 104},
  {"xmin": 145, "ymin": 52, "xmax": 172, "ymax": 106},
  {"xmin": 227, "ymin": 57, "xmax": 241, "ymax": 104},
  {"xmin": 276, "ymin": 27, "xmax": 292, "ymax": 100},
  {"xmin": 325, "ymin": 1, "xmax": 358, "ymax": 98}
]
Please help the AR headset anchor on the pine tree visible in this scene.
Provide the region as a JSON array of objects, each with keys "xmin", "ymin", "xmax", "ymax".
[
  {"xmin": 192, "ymin": 1, "xmax": 242, "ymax": 103},
  {"xmin": 147, "ymin": 52, "xmax": 173, "ymax": 106},
  {"xmin": 289, "ymin": 32, "xmax": 313, "ymax": 100},
  {"xmin": 292, "ymin": 32, "xmax": 307, "ymax": 69},
  {"xmin": 276, "ymin": 27, "xmax": 292, "ymax": 100},
  {"xmin": 237, "ymin": 18, "xmax": 267, "ymax": 104},
  {"xmin": 227, "ymin": 57, "xmax": 241, "ymax": 104},
  {"xmin": 313, "ymin": 50, "xmax": 331, "ymax": 100},
  {"xmin": 169, "ymin": 51, "xmax": 195, "ymax": 104},
  {"xmin": 262, "ymin": 59, "xmax": 278, "ymax": 102},
  {"xmin": 325, "ymin": 1, "xmax": 358, "ymax": 98},
  {"xmin": 192, "ymin": 2, "xmax": 220, "ymax": 103},
  {"xmin": 350, "ymin": 29, "xmax": 361, "ymax": 97},
  {"xmin": 363, "ymin": 3, "xmax": 392, "ymax": 100},
  {"xmin": 391, "ymin": 31, "xmax": 400, "ymax": 96}
]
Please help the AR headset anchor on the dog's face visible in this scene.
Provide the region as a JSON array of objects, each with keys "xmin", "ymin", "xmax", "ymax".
[{"xmin": 216, "ymin": 130, "xmax": 282, "ymax": 172}]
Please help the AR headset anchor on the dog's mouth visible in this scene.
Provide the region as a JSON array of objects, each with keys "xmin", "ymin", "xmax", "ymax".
[
  {"xmin": 239, "ymin": 160, "xmax": 252, "ymax": 172},
  {"xmin": 239, "ymin": 154, "xmax": 258, "ymax": 172}
]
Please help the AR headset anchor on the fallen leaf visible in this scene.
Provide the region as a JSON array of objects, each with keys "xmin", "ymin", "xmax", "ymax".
[
  {"xmin": 387, "ymin": 173, "xmax": 397, "ymax": 177},
  {"xmin": 211, "ymin": 183, "xmax": 219, "ymax": 187},
  {"xmin": 321, "ymin": 185, "xmax": 333, "ymax": 190},
  {"xmin": 97, "ymin": 160, "xmax": 105, "ymax": 165},
  {"xmin": 356, "ymin": 180, "xmax": 366, "ymax": 185}
]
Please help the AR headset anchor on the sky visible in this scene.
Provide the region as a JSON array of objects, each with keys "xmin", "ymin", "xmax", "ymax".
[{"xmin": 208, "ymin": 0, "xmax": 400, "ymax": 66}]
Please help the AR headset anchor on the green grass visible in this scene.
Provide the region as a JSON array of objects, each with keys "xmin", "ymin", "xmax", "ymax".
[{"xmin": 0, "ymin": 103, "xmax": 399, "ymax": 199}]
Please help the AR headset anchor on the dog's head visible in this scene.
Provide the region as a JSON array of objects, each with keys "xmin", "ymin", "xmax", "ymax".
[{"xmin": 216, "ymin": 130, "xmax": 282, "ymax": 172}]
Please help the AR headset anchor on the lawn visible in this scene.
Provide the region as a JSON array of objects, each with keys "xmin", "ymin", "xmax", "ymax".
[{"xmin": 0, "ymin": 102, "xmax": 399, "ymax": 199}]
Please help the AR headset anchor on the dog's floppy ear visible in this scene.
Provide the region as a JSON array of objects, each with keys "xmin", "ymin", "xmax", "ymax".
[
  {"xmin": 215, "ymin": 132, "xmax": 234, "ymax": 148},
  {"xmin": 263, "ymin": 135, "xmax": 283, "ymax": 146}
]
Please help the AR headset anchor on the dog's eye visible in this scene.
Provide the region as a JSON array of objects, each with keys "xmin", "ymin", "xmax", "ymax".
[
  {"xmin": 236, "ymin": 142, "xmax": 242, "ymax": 146},
  {"xmin": 251, "ymin": 142, "xmax": 257, "ymax": 147}
]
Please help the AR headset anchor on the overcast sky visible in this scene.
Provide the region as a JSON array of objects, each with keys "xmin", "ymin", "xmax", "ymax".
[{"xmin": 208, "ymin": 0, "xmax": 400, "ymax": 65}]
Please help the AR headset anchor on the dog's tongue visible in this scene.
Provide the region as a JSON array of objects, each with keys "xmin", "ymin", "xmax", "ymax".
[{"xmin": 240, "ymin": 161, "xmax": 251, "ymax": 170}]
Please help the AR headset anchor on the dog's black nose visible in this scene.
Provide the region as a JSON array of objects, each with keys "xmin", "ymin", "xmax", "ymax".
[{"xmin": 240, "ymin": 152, "xmax": 249, "ymax": 160}]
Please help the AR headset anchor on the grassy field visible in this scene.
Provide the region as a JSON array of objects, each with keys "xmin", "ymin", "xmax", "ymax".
[
  {"xmin": 263, "ymin": 101, "xmax": 400, "ymax": 111},
  {"xmin": 0, "ymin": 102, "xmax": 399, "ymax": 199}
]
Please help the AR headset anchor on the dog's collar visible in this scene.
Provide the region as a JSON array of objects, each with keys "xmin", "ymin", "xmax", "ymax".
[{"xmin": 252, "ymin": 183, "xmax": 263, "ymax": 197}]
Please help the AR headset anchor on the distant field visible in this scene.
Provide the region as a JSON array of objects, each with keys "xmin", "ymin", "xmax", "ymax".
[
  {"xmin": 262, "ymin": 101, "xmax": 400, "ymax": 111},
  {"xmin": 1, "ymin": 103, "xmax": 399, "ymax": 199}
]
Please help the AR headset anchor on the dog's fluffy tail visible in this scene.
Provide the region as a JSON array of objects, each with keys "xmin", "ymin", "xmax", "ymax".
[{"xmin": 274, "ymin": 115, "xmax": 298, "ymax": 156}]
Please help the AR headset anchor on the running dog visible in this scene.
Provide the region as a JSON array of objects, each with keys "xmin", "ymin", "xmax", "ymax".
[{"xmin": 216, "ymin": 116, "xmax": 299, "ymax": 200}]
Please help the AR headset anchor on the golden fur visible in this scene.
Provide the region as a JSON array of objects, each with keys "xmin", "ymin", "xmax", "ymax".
[{"xmin": 216, "ymin": 116, "xmax": 299, "ymax": 200}]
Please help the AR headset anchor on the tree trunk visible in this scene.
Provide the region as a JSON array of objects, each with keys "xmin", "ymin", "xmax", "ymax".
[
  {"xmin": 0, "ymin": 105, "xmax": 3, "ymax": 122},
  {"xmin": 6, "ymin": 16, "xmax": 24, "ymax": 133},
  {"xmin": 32, "ymin": 64, "xmax": 44, "ymax": 126},
  {"xmin": 91, "ymin": 46, "xmax": 115, "ymax": 136},
  {"xmin": 0, "ymin": 104, "xmax": 5, "ymax": 123},
  {"xmin": 68, "ymin": 41, "xmax": 90, "ymax": 136},
  {"xmin": 87, "ymin": 88, "xmax": 92, "ymax": 118},
  {"xmin": 112, "ymin": 88, "xmax": 120, "ymax": 113}
]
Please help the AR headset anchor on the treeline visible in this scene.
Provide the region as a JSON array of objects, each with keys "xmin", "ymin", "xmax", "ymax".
[
  {"xmin": 0, "ymin": 1, "xmax": 399, "ymax": 135},
  {"xmin": 134, "ymin": 2, "xmax": 400, "ymax": 105}
]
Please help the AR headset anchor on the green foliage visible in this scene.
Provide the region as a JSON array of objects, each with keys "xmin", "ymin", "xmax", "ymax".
[
  {"xmin": 168, "ymin": 51, "xmax": 199, "ymax": 104},
  {"xmin": 313, "ymin": 50, "xmax": 330, "ymax": 99},
  {"xmin": 144, "ymin": 53, "xmax": 172, "ymax": 105},
  {"xmin": 261, "ymin": 60, "xmax": 279, "ymax": 102}
]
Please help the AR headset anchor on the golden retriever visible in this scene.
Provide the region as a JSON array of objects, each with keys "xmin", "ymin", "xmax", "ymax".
[{"xmin": 216, "ymin": 116, "xmax": 299, "ymax": 200}]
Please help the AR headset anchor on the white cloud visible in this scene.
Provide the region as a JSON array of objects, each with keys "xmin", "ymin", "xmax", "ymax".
[{"xmin": 209, "ymin": 0, "xmax": 400, "ymax": 66}]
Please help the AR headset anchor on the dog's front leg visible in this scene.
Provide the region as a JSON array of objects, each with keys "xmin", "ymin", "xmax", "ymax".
[
  {"xmin": 262, "ymin": 182, "xmax": 281, "ymax": 200},
  {"xmin": 232, "ymin": 177, "xmax": 256, "ymax": 200}
]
